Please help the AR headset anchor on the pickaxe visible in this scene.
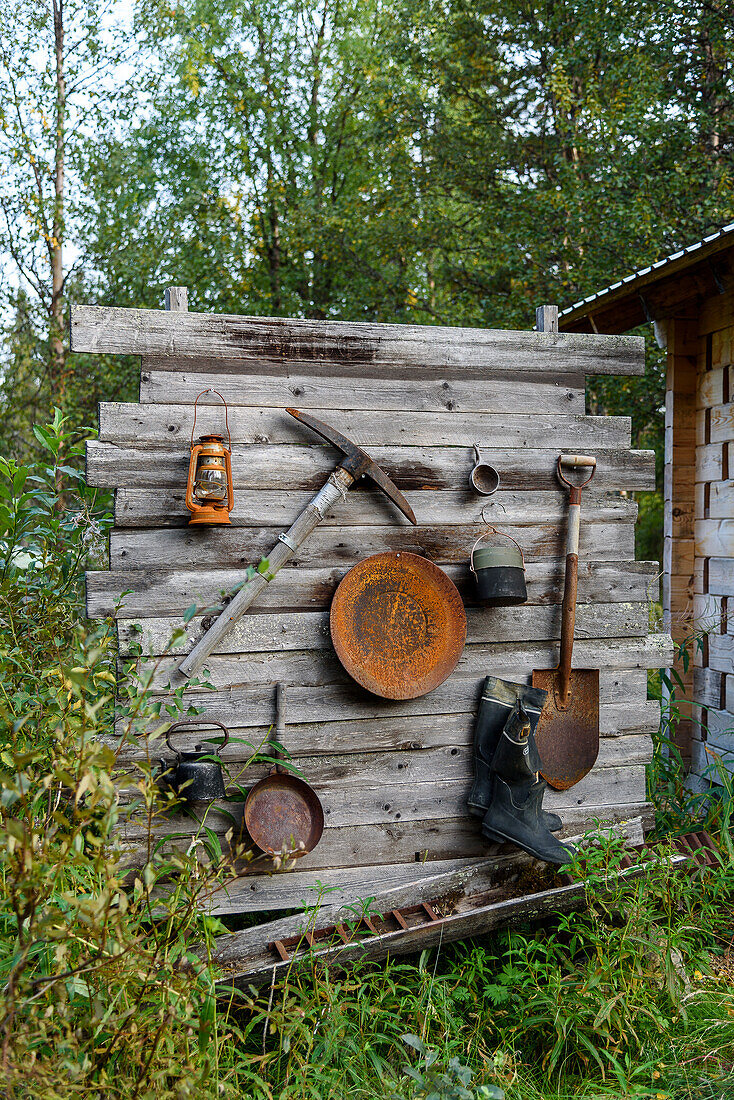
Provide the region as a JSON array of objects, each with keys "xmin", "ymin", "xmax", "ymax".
[{"xmin": 177, "ymin": 408, "xmax": 417, "ymax": 680}]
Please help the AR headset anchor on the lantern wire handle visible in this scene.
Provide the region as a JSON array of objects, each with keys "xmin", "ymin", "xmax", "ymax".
[{"xmin": 191, "ymin": 389, "xmax": 231, "ymax": 450}]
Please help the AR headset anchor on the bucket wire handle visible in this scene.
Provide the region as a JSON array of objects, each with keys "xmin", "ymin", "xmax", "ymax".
[
  {"xmin": 165, "ymin": 719, "xmax": 230, "ymax": 755},
  {"xmin": 191, "ymin": 389, "xmax": 232, "ymax": 449},
  {"xmin": 470, "ymin": 520, "xmax": 525, "ymax": 574}
]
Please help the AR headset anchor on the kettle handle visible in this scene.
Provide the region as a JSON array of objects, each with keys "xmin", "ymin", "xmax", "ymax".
[
  {"xmin": 470, "ymin": 521, "xmax": 525, "ymax": 573},
  {"xmin": 165, "ymin": 719, "xmax": 230, "ymax": 755}
]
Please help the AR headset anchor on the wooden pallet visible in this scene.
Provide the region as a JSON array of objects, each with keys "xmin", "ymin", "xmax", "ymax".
[{"xmin": 212, "ymin": 831, "xmax": 719, "ymax": 990}]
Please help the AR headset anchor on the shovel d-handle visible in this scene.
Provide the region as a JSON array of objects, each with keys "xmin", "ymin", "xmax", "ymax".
[
  {"xmin": 557, "ymin": 455, "xmax": 596, "ymax": 706},
  {"xmin": 177, "ymin": 465, "xmax": 356, "ymax": 679}
]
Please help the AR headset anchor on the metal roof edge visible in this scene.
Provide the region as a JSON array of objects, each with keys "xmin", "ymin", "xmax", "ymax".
[{"xmin": 560, "ymin": 222, "xmax": 734, "ymax": 325}]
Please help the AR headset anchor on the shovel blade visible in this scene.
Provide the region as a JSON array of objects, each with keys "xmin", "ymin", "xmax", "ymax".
[{"xmin": 531, "ymin": 668, "xmax": 600, "ymax": 790}]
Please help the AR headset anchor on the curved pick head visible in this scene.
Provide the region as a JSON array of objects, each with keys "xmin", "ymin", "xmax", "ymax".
[{"xmin": 286, "ymin": 408, "xmax": 416, "ymax": 525}]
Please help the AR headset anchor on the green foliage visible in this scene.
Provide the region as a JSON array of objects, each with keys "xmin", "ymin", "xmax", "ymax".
[
  {"xmin": 0, "ymin": 410, "xmax": 111, "ymax": 756},
  {"xmin": 392, "ymin": 1033, "xmax": 504, "ymax": 1099},
  {"xmin": 0, "ymin": 416, "xmax": 253, "ymax": 1095},
  {"xmin": 1, "ymin": 413, "xmax": 734, "ymax": 1098}
]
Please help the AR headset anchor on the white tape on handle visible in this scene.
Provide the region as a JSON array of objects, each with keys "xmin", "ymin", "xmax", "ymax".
[{"xmin": 567, "ymin": 503, "xmax": 581, "ymax": 556}]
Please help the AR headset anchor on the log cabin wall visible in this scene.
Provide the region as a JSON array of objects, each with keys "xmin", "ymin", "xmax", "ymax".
[
  {"xmin": 73, "ymin": 296, "xmax": 667, "ymax": 915},
  {"xmin": 558, "ymin": 225, "xmax": 734, "ymax": 793},
  {"xmin": 663, "ymin": 317, "xmax": 698, "ymax": 762},
  {"xmin": 692, "ymin": 287, "xmax": 734, "ymax": 786}
]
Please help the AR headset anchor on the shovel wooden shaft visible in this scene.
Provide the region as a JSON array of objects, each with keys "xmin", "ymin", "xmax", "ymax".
[
  {"xmin": 177, "ymin": 466, "xmax": 355, "ymax": 679},
  {"xmin": 558, "ymin": 485, "xmax": 581, "ymax": 704},
  {"xmin": 533, "ymin": 453, "xmax": 599, "ymax": 791}
]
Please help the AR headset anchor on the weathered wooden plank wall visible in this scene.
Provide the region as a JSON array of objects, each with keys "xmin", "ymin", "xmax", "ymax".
[
  {"xmin": 691, "ymin": 288, "xmax": 734, "ymax": 784},
  {"xmin": 74, "ymin": 299, "xmax": 667, "ymax": 913}
]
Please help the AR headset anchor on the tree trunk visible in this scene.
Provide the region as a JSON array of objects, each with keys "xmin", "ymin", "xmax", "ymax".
[{"xmin": 51, "ymin": 0, "xmax": 66, "ymax": 404}]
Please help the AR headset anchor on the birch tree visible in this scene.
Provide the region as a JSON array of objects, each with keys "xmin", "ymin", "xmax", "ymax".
[{"xmin": 0, "ymin": 0, "xmax": 129, "ymax": 447}]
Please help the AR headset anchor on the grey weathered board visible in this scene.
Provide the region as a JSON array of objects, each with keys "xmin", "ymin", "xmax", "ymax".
[{"xmin": 74, "ymin": 300, "xmax": 666, "ymax": 914}]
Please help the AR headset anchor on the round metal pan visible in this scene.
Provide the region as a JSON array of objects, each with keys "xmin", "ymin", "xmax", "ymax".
[
  {"xmin": 330, "ymin": 551, "xmax": 467, "ymax": 699},
  {"xmin": 244, "ymin": 684, "xmax": 324, "ymax": 857}
]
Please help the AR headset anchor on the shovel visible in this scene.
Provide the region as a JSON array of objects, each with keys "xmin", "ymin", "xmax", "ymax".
[{"xmin": 533, "ymin": 455, "xmax": 599, "ymax": 790}]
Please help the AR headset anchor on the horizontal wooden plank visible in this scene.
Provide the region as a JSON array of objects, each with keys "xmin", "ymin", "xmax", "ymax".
[
  {"xmin": 709, "ymin": 403, "xmax": 734, "ymax": 444},
  {"xmin": 107, "ymin": 513, "xmax": 634, "ymax": 568},
  {"xmin": 209, "ymin": 857, "xmax": 506, "ymax": 959},
  {"xmin": 213, "ymin": 822, "xmax": 655, "ymax": 924},
  {"xmin": 117, "ymin": 797, "xmax": 654, "ymax": 885},
  {"xmin": 707, "ymin": 557, "xmax": 734, "ymax": 597},
  {"xmin": 114, "ymin": 635, "xmax": 671, "ymax": 733},
  {"xmin": 693, "ymin": 666, "xmax": 723, "ymax": 709},
  {"xmin": 108, "ymin": 672, "xmax": 649, "ymax": 761},
  {"xmin": 70, "ymin": 306, "xmax": 645, "ymax": 375},
  {"xmin": 692, "ymin": 592, "xmax": 724, "ymax": 628},
  {"xmin": 697, "ymin": 367, "xmax": 728, "ymax": 409},
  {"xmin": 90, "ymin": 526, "xmax": 637, "ymax": 619},
  {"xmin": 126, "ymin": 605, "xmax": 650, "ymax": 689},
  {"xmin": 113, "ymin": 564, "xmax": 657, "ymax": 648},
  {"xmin": 114, "ymin": 717, "xmax": 657, "ymax": 795},
  {"xmin": 692, "ymin": 704, "xmax": 734, "ymax": 744},
  {"xmin": 695, "ymin": 519, "xmax": 734, "ymax": 557},
  {"xmin": 127, "ymin": 647, "xmax": 659, "ymax": 715},
  {"xmin": 112, "ymin": 562, "xmax": 658, "ymax": 639},
  {"xmin": 691, "ymin": 738, "xmax": 734, "ymax": 779},
  {"xmin": 139, "ymin": 366, "xmax": 586, "ymax": 415},
  {"xmin": 98, "ymin": 401, "xmax": 632, "ymax": 450},
  {"xmin": 119, "ymin": 605, "xmax": 649, "ymax": 673},
  {"xmin": 708, "ymin": 633, "xmax": 734, "ymax": 673},
  {"xmin": 111, "ymin": 668, "xmax": 646, "ymax": 752},
  {"xmin": 696, "ymin": 442, "xmax": 724, "ymax": 481},
  {"xmin": 705, "ymin": 481, "xmax": 734, "ymax": 519},
  {"xmin": 111, "ymin": 487, "xmax": 637, "ymax": 532},
  {"xmin": 117, "ymin": 763, "xmax": 648, "ymax": 843},
  {"xmin": 210, "ymin": 815, "xmax": 649, "ymax": 962},
  {"xmin": 114, "ymin": 735, "xmax": 654, "ymax": 800},
  {"xmin": 86, "ymin": 441, "xmax": 656, "ymax": 492}
]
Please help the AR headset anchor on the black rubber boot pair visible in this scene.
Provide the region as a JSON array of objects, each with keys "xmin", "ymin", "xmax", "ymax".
[
  {"xmin": 467, "ymin": 676, "xmax": 561, "ymax": 831},
  {"xmin": 467, "ymin": 677, "xmax": 574, "ymax": 866}
]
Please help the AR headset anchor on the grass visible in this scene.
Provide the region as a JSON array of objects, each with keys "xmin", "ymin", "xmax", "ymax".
[{"xmin": 0, "ymin": 415, "xmax": 733, "ymax": 1098}]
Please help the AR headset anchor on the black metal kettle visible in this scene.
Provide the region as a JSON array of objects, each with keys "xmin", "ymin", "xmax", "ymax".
[{"xmin": 158, "ymin": 719, "xmax": 230, "ymax": 802}]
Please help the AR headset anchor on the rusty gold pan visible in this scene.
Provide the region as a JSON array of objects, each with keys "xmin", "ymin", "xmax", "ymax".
[{"xmin": 330, "ymin": 552, "xmax": 466, "ymax": 699}]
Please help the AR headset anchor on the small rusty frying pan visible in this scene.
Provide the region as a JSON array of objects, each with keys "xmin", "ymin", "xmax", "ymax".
[{"xmin": 244, "ymin": 683, "xmax": 324, "ymax": 857}]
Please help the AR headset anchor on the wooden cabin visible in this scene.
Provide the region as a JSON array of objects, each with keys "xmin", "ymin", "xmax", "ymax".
[
  {"xmin": 560, "ymin": 224, "xmax": 734, "ymax": 790},
  {"xmin": 73, "ymin": 294, "xmax": 668, "ymax": 917}
]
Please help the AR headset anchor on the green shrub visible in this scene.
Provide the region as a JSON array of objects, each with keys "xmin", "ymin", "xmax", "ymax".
[{"xmin": 1, "ymin": 415, "xmax": 733, "ymax": 1099}]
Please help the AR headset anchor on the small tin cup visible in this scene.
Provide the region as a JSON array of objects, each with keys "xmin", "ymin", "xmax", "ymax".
[
  {"xmin": 469, "ymin": 445, "xmax": 500, "ymax": 495},
  {"xmin": 470, "ymin": 525, "xmax": 527, "ymax": 606}
]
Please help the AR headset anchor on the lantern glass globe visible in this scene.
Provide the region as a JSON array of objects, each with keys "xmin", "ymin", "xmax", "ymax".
[{"xmin": 194, "ymin": 460, "xmax": 228, "ymax": 503}]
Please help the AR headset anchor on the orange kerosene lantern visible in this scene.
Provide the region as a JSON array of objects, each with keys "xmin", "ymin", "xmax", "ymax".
[{"xmin": 185, "ymin": 389, "xmax": 234, "ymax": 526}]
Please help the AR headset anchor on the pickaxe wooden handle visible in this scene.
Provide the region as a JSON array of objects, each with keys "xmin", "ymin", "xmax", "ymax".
[{"xmin": 176, "ymin": 409, "xmax": 416, "ymax": 680}]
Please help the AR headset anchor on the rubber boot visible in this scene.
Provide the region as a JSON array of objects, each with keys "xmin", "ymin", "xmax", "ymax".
[
  {"xmin": 467, "ymin": 677, "xmax": 562, "ymax": 832},
  {"xmin": 481, "ymin": 699, "xmax": 561, "ymax": 842},
  {"xmin": 481, "ymin": 777, "xmax": 574, "ymax": 866}
]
